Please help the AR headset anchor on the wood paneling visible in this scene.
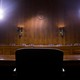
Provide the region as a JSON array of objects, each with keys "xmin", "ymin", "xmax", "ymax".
[
  {"xmin": 15, "ymin": 15, "xmax": 80, "ymax": 45},
  {"xmin": 0, "ymin": 0, "xmax": 80, "ymax": 45}
]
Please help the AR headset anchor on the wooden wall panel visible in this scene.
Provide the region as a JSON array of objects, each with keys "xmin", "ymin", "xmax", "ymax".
[
  {"xmin": 0, "ymin": 15, "xmax": 80, "ymax": 45},
  {"xmin": 0, "ymin": 1, "xmax": 80, "ymax": 45},
  {"xmin": 16, "ymin": 14, "xmax": 80, "ymax": 45}
]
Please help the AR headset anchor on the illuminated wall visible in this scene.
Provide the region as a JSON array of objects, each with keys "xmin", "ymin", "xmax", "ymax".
[{"xmin": 0, "ymin": 0, "xmax": 80, "ymax": 45}]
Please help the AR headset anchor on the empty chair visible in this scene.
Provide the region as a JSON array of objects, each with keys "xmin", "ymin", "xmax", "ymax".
[{"xmin": 16, "ymin": 48, "xmax": 63, "ymax": 80}]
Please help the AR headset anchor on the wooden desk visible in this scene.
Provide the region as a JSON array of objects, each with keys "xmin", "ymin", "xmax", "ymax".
[
  {"xmin": 0, "ymin": 55, "xmax": 15, "ymax": 61},
  {"xmin": 0, "ymin": 45, "xmax": 80, "ymax": 55},
  {"xmin": 64, "ymin": 55, "xmax": 80, "ymax": 61},
  {"xmin": 0, "ymin": 45, "xmax": 79, "ymax": 61},
  {"xmin": 0, "ymin": 55, "xmax": 80, "ymax": 61}
]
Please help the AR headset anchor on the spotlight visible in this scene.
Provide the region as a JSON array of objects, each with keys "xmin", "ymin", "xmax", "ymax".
[
  {"xmin": 0, "ymin": 8, "xmax": 4, "ymax": 20},
  {"xmin": 0, "ymin": 8, "xmax": 3, "ymax": 14},
  {"xmin": 0, "ymin": 14, "xmax": 3, "ymax": 19}
]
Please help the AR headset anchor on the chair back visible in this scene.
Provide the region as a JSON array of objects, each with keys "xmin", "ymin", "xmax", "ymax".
[{"xmin": 16, "ymin": 48, "xmax": 63, "ymax": 79}]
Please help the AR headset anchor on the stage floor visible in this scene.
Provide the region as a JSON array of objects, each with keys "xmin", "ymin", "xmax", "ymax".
[{"xmin": 0, "ymin": 55, "xmax": 80, "ymax": 61}]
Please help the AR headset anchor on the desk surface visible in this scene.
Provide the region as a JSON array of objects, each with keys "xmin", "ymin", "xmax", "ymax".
[
  {"xmin": 0, "ymin": 55, "xmax": 80, "ymax": 61},
  {"xmin": 0, "ymin": 55, "xmax": 15, "ymax": 61},
  {"xmin": 63, "ymin": 55, "xmax": 80, "ymax": 61}
]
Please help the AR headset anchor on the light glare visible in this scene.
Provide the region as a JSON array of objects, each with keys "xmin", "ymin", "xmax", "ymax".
[
  {"xmin": 0, "ymin": 8, "xmax": 4, "ymax": 20},
  {"xmin": 13, "ymin": 68, "xmax": 16, "ymax": 72},
  {"xmin": 62, "ymin": 68, "xmax": 65, "ymax": 72},
  {"xmin": 0, "ymin": 14, "xmax": 4, "ymax": 19},
  {"xmin": 0, "ymin": 9, "xmax": 3, "ymax": 14}
]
